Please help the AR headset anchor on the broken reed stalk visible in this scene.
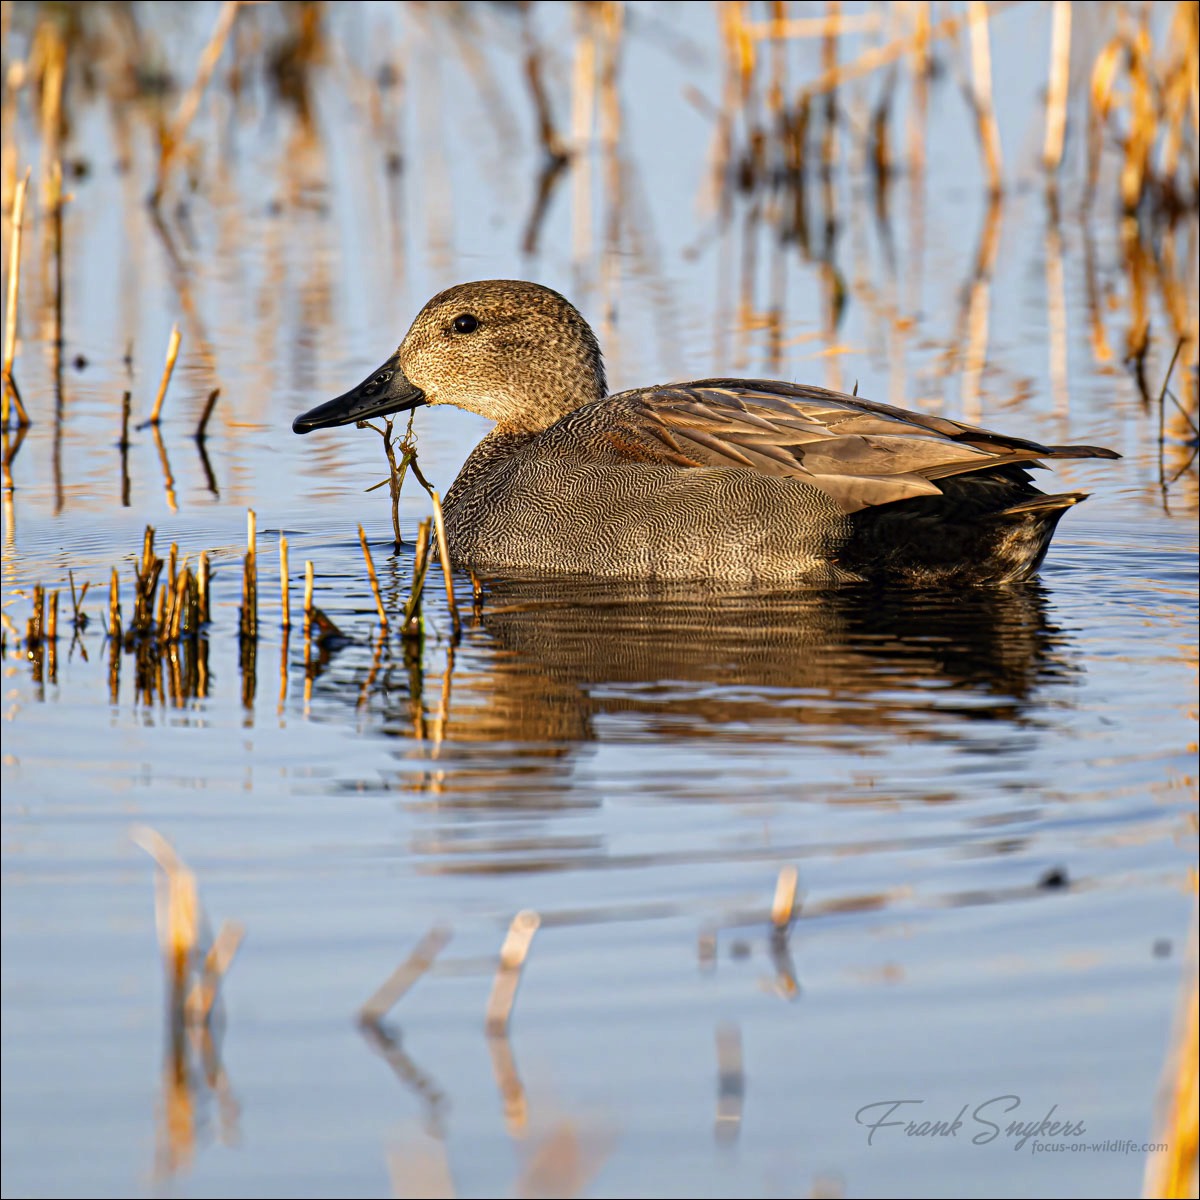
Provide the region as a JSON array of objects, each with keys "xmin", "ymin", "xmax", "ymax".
[
  {"xmin": 165, "ymin": 564, "xmax": 194, "ymax": 641},
  {"xmin": 27, "ymin": 585, "xmax": 44, "ymax": 646},
  {"xmin": 967, "ymin": 0, "xmax": 1003, "ymax": 196},
  {"xmin": 303, "ymin": 560, "xmax": 314, "ymax": 638},
  {"xmin": 194, "ymin": 388, "xmax": 220, "ymax": 440},
  {"xmin": 1042, "ymin": 0, "xmax": 1071, "ymax": 178},
  {"xmin": 46, "ymin": 590, "xmax": 58, "ymax": 643},
  {"xmin": 108, "ymin": 567, "xmax": 122, "ymax": 639},
  {"xmin": 359, "ymin": 925, "xmax": 453, "ymax": 1025},
  {"xmin": 358, "ymin": 525, "xmax": 388, "ymax": 629},
  {"xmin": 279, "ymin": 536, "xmax": 290, "ymax": 629},
  {"xmin": 240, "ymin": 509, "xmax": 257, "ymax": 640},
  {"xmin": 3, "ymin": 167, "xmax": 32, "ymax": 428},
  {"xmin": 428, "ymin": 491, "xmax": 460, "ymax": 640},
  {"xmin": 133, "ymin": 525, "xmax": 164, "ymax": 635},
  {"xmin": 407, "ymin": 455, "xmax": 460, "ymax": 639},
  {"xmin": 197, "ymin": 552, "xmax": 210, "ymax": 625},
  {"xmin": 68, "ymin": 568, "xmax": 88, "ymax": 627},
  {"xmin": 146, "ymin": 325, "xmax": 181, "ymax": 426},
  {"xmin": 153, "ymin": 0, "xmax": 242, "ymax": 204},
  {"xmin": 485, "ymin": 909, "xmax": 541, "ymax": 1036},
  {"xmin": 771, "ymin": 865, "xmax": 800, "ymax": 929},
  {"xmin": 156, "ymin": 574, "xmax": 168, "ymax": 636},
  {"xmin": 401, "ymin": 518, "xmax": 433, "ymax": 635}
]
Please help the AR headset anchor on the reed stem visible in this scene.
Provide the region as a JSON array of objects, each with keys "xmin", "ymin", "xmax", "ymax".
[
  {"xmin": 198, "ymin": 552, "xmax": 210, "ymax": 625},
  {"xmin": 3, "ymin": 167, "xmax": 32, "ymax": 428},
  {"xmin": 303, "ymin": 560, "xmax": 314, "ymax": 638},
  {"xmin": 108, "ymin": 567, "xmax": 121, "ymax": 640},
  {"xmin": 279, "ymin": 535, "xmax": 290, "ymax": 629},
  {"xmin": 146, "ymin": 325, "xmax": 181, "ymax": 426}
]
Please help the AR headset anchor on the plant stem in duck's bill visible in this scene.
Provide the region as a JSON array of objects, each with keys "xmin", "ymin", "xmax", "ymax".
[{"xmin": 363, "ymin": 412, "xmax": 416, "ymax": 551}]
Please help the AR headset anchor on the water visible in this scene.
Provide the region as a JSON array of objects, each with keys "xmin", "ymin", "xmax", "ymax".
[{"xmin": 2, "ymin": 4, "xmax": 1197, "ymax": 1198}]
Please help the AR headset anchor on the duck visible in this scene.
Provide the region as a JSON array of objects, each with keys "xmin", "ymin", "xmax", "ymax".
[{"xmin": 293, "ymin": 279, "xmax": 1119, "ymax": 585}]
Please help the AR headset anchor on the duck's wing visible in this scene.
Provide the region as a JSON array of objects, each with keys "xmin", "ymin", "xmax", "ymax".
[{"xmin": 599, "ymin": 379, "xmax": 1119, "ymax": 514}]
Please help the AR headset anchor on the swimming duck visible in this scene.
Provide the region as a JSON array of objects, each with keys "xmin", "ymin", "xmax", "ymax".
[{"xmin": 293, "ymin": 280, "xmax": 1119, "ymax": 585}]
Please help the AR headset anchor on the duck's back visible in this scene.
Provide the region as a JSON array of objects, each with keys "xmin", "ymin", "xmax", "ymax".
[{"xmin": 442, "ymin": 380, "xmax": 1119, "ymax": 585}]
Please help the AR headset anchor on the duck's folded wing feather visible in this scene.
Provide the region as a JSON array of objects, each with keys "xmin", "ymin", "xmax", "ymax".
[{"xmin": 596, "ymin": 380, "xmax": 1118, "ymax": 515}]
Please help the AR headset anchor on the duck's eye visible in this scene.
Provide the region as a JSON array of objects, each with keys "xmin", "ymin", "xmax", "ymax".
[{"xmin": 452, "ymin": 314, "xmax": 479, "ymax": 334}]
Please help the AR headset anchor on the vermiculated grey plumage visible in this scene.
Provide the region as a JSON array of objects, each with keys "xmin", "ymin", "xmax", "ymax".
[{"xmin": 294, "ymin": 280, "xmax": 1120, "ymax": 585}]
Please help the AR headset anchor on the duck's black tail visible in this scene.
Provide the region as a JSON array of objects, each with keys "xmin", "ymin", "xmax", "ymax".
[
  {"xmin": 1041, "ymin": 443, "xmax": 1122, "ymax": 461},
  {"xmin": 843, "ymin": 467, "xmax": 1096, "ymax": 585},
  {"xmin": 997, "ymin": 490, "xmax": 1089, "ymax": 517}
]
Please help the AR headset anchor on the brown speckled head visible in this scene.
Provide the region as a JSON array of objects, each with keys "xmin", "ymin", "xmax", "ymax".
[
  {"xmin": 293, "ymin": 280, "xmax": 607, "ymax": 436},
  {"xmin": 399, "ymin": 280, "xmax": 606, "ymax": 432}
]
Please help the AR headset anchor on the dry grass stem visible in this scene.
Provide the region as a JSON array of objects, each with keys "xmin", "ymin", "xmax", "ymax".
[
  {"xmin": 303, "ymin": 560, "xmax": 314, "ymax": 638},
  {"xmin": 131, "ymin": 525, "xmax": 164, "ymax": 635},
  {"xmin": 429, "ymin": 491, "xmax": 460, "ymax": 640},
  {"xmin": 3, "ymin": 167, "xmax": 31, "ymax": 428},
  {"xmin": 279, "ymin": 536, "xmax": 290, "ymax": 629},
  {"xmin": 771, "ymin": 865, "xmax": 800, "ymax": 928},
  {"xmin": 27, "ymin": 584, "xmax": 44, "ymax": 646},
  {"xmin": 198, "ymin": 552, "xmax": 210, "ymax": 625},
  {"xmin": 967, "ymin": 1, "xmax": 1003, "ymax": 195},
  {"xmin": 358, "ymin": 524, "xmax": 388, "ymax": 629},
  {"xmin": 67, "ymin": 568, "xmax": 88, "ymax": 627},
  {"xmin": 239, "ymin": 509, "xmax": 258, "ymax": 640},
  {"xmin": 485, "ymin": 909, "xmax": 540, "ymax": 1035},
  {"xmin": 359, "ymin": 924, "xmax": 453, "ymax": 1025},
  {"xmin": 401, "ymin": 517, "xmax": 433, "ymax": 636},
  {"xmin": 153, "ymin": 0, "xmax": 242, "ymax": 204},
  {"xmin": 1042, "ymin": 1, "xmax": 1071, "ymax": 177},
  {"xmin": 108, "ymin": 567, "xmax": 121, "ymax": 639},
  {"xmin": 146, "ymin": 324, "xmax": 182, "ymax": 426},
  {"xmin": 407, "ymin": 455, "xmax": 460, "ymax": 638}
]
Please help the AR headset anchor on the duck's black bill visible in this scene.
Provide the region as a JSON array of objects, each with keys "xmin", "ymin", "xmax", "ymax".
[{"xmin": 292, "ymin": 352, "xmax": 427, "ymax": 434}]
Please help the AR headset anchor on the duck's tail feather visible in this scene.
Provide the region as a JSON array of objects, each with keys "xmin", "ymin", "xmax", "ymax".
[
  {"xmin": 1042, "ymin": 443, "xmax": 1122, "ymax": 460},
  {"xmin": 997, "ymin": 491, "xmax": 1089, "ymax": 518}
]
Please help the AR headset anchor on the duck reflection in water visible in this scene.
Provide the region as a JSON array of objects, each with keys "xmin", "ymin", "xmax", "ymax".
[{"xmin": 303, "ymin": 578, "xmax": 1070, "ymax": 757}]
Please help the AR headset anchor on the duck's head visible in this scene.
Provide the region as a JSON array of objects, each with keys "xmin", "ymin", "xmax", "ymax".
[{"xmin": 293, "ymin": 280, "xmax": 606, "ymax": 437}]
